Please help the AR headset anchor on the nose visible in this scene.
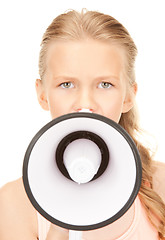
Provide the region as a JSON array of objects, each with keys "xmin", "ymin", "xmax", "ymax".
[{"xmin": 73, "ymin": 90, "xmax": 98, "ymax": 113}]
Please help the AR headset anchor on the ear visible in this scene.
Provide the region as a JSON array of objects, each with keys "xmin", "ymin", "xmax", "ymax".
[
  {"xmin": 122, "ymin": 83, "xmax": 138, "ymax": 113},
  {"xmin": 35, "ymin": 79, "xmax": 49, "ymax": 111}
]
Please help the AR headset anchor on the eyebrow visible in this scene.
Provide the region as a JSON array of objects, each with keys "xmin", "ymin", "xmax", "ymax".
[
  {"xmin": 53, "ymin": 75, "xmax": 120, "ymax": 82},
  {"xmin": 94, "ymin": 75, "xmax": 120, "ymax": 81},
  {"xmin": 53, "ymin": 76, "xmax": 78, "ymax": 81}
]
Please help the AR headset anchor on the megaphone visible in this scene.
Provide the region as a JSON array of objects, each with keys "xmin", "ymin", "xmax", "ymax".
[{"xmin": 23, "ymin": 112, "xmax": 142, "ymax": 239}]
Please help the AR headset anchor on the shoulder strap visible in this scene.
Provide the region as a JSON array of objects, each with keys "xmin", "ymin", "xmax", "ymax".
[{"xmin": 37, "ymin": 212, "xmax": 51, "ymax": 240}]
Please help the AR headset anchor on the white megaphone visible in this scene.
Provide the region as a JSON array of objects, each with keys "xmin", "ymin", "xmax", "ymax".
[{"xmin": 23, "ymin": 111, "xmax": 142, "ymax": 240}]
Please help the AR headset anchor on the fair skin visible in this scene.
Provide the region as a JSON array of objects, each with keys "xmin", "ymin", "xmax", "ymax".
[
  {"xmin": 36, "ymin": 39, "xmax": 135, "ymax": 121},
  {"xmin": 0, "ymin": 39, "xmax": 164, "ymax": 240}
]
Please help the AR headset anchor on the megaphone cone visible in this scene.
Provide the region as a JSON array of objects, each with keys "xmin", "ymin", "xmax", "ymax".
[{"xmin": 23, "ymin": 112, "xmax": 142, "ymax": 232}]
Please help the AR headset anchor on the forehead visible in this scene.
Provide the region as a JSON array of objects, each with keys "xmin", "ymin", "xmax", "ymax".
[{"xmin": 46, "ymin": 39, "xmax": 126, "ymax": 78}]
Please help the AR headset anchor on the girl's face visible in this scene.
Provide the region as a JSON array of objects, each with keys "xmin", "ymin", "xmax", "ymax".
[{"xmin": 36, "ymin": 39, "xmax": 136, "ymax": 123}]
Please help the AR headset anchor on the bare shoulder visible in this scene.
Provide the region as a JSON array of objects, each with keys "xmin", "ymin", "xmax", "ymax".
[
  {"xmin": 0, "ymin": 178, "xmax": 38, "ymax": 239},
  {"xmin": 152, "ymin": 161, "xmax": 165, "ymax": 202}
]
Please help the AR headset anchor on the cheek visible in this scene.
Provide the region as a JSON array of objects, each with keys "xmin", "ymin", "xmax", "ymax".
[
  {"xmin": 47, "ymin": 92, "xmax": 73, "ymax": 119},
  {"xmin": 100, "ymin": 96, "xmax": 124, "ymax": 123},
  {"xmin": 47, "ymin": 94, "xmax": 62, "ymax": 118},
  {"xmin": 105, "ymin": 106, "xmax": 122, "ymax": 123}
]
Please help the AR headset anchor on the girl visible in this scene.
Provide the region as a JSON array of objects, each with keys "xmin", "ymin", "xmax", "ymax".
[{"xmin": 0, "ymin": 9, "xmax": 165, "ymax": 240}]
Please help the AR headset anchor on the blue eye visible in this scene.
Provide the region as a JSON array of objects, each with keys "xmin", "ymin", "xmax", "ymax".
[
  {"xmin": 98, "ymin": 82, "xmax": 112, "ymax": 89},
  {"xmin": 60, "ymin": 82, "xmax": 74, "ymax": 89}
]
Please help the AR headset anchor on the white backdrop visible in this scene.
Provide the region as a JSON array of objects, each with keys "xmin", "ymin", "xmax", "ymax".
[{"xmin": 0, "ymin": 0, "xmax": 165, "ymax": 187}]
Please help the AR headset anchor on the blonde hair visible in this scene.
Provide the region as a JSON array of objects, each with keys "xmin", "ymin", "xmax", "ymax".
[{"xmin": 39, "ymin": 9, "xmax": 165, "ymax": 238}]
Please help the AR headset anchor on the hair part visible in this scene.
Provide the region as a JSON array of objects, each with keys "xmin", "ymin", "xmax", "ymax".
[{"xmin": 38, "ymin": 9, "xmax": 165, "ymax": 238}]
